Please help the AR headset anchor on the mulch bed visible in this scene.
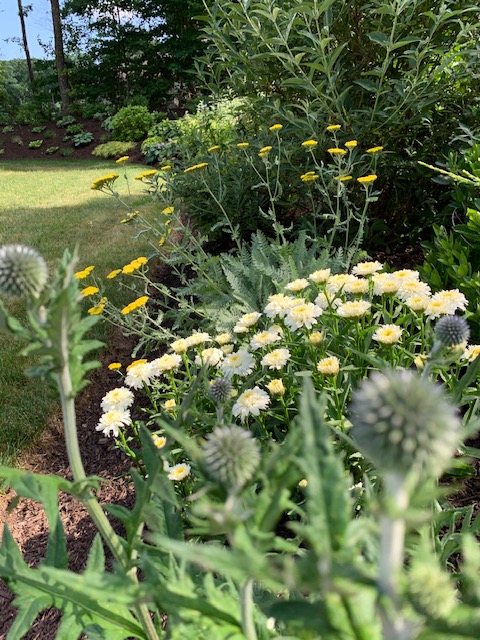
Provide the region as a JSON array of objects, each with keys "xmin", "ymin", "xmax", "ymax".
[{"xmin": 0, "ymin": 118, "xmax": 143, "ymax": 164}]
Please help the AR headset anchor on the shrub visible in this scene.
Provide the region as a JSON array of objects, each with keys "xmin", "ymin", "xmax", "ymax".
[
  {"xmin": 28, "ymin": 140, "xmax": 43, "ymax": 149},
  {"xmin": 11, "ymin": 136, "xmax": 23, "ymax": 146},
  {"xmin": 31, "ymin": 126, "xmax": 46, "ymax": 134},
  {"xmin": 92, "ymin": 141, "xmax": 136, "ymax": 159},
  {"xmin": 45, "ymin": 146, "xmax": 59, "ymax": 155},
  {"xmin": 72, "ymin": 132, "xmax": 94, "ymax": 147},
  {"xmin": 61, "ymin": 147, "xmax": 75, "ymax": 157},
  {"xmin": 198, "ymin": 0, "xmax": 480, "ymax": 244},
  {"xmin": 66, "ymin": 123, "xmax": 84, "ymax": 135},
  {"xmin": 2, "ymin": 125, "xmax": 13, "ymax": 134},
  {"xmin": 109, "ymin": 105, "xmax": 156, "ymax": 142},
  {"xmin": 44, "ymin": 129, "xmax": 56, "ymax": 139},
  {"xmin": 56, "ymin": 115, "xmax": 76, "ymax": 128}
]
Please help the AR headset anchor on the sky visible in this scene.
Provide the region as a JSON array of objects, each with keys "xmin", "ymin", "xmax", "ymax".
[{"xmin": 0, "ymin": 0, "xmax": 53, "ymax": 60}]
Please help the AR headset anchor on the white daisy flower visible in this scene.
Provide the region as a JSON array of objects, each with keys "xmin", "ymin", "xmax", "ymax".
[
  {"xmin": 317, "ymin": 356, "xmax": 340, "ymax": 375},
  {"xmin": 284, "ymin": 302, "xmax": 322, "ymax": 331},
  {"xmin": 125, "ymin": 362, "xmax": 154, "ymax": 389},
  {"xmin": 170, "ymin": 338, "xmax": 189, "ymax": 354},
  {"xmin": 195, "ymin": 347, "xmax": 224, "ymax": 366},
  {"xmin": 326, "ymin": 273, "xmax": 356, "ymax": 294},
  {"xmin": 232, "ymin": 386, "xmax": 270, "ymax": 422},
  {"xmin": 336, "ymin": 300, "xmax": 371, "ymax": 318},
  {"xmin": 424, "ymin": 299, "xmax": 452, "ymax": 319},
  {"xmin": 151, "ymin": 353, "xmax": 182, "ymax": 374},
  {"xmin": 397, "ymin": 279, "xmax": 431, "ymax": 301},
  {"xmin": 167, "ymin": 463, "xmax": 191, "ymax": 481},
  {"xmin": 186, "ymin": 332, "xmax": 212, "ymax": 347},
  {"xmin": 372, "ymin": 273, "xmax": 399, "ymax": 295},
  {"xmin": 264, "ymin": 293, "xmax": 297, "ymax": 318},
  {"xmin": 215, "ymin": 332, "xmax": 232, "ymax": 345},
  {"xmin": 250, "ymin": 327, "xmax": 282, "ymax": 350},
  {"xmin": 372, "ymin": 324, "xmax": 403, "ymax": 345},
  {"xmin": 309, "ymin": 268, "xmax": 331, "ymax": 284},
  {"xmin": 285, "ymin": 278, "xmax": 309, "ymax": 293},
  {"xmin": 351, "ymin": 261, "xmax": 383, "ymax": 276},
  {"xmin": 233, "ymin": 311, "xmax": 262, "ymax": 333},
  {"xmin": 260, "ymin": 348, "xmax": 291, "ymax": 370},
  {"xmin": 96, "ymin": 409, "xmax": 132, "ymax": 437},
  {"xmin": 343, "ymin": 277, "xmax": 369, "ymax": 295},
  {"xmin": 101, "ymin": 387, "xmax": 134, "ymax": 413},
  {"xmin": 404, "ymin": 294, "xmax": 431, "ymax": 311},
  {"xmin": 431, "ymin": 289, "xmax": 468, "ymax": 313},
  {"xmin": 219, "ymin": 349, "xmax": 256, "ymax": 377}
]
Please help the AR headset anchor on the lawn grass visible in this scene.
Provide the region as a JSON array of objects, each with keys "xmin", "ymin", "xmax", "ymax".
[{"xmin": 0, "ymin": 159, "xmax": 159, "ymax": 465}]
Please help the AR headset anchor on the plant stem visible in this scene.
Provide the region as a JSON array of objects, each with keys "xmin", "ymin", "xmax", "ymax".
[{"xmin": 240, "ymin": 578, "xmax": 258, "ymax": 640}]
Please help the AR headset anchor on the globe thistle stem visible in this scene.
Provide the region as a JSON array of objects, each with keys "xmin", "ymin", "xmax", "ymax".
[
  {"xmin": 378, "ymin": 471, "xmax": 413, "ymax": 640},
  {"xmin": 240, "ymin": 578, "xmax": 258, "ymax": 640}
]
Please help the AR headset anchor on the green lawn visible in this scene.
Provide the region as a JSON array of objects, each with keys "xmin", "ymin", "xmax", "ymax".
[{"xmin": 0, "ymin": 159, "xmax": 158, "ymax": 465}]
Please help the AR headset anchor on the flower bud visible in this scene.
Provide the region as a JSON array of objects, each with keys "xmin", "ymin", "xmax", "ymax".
[
  {"xmin": 202, "ymin": 425, "xmax": 260, "ymax": 490},
  {"xmin": 0, "ymin": 245, "xmax": 48, "ymax": 298},
  {"xmin": 208, "ymin": 377, "xmax": 232, "ymax": 404},
  {"xmin": 434, "ymin": 315, "xmax": 470, "ymax": 347},
  {"xmin": 350, "ymin": 369, "xmax": 460, "ymax": 477}
]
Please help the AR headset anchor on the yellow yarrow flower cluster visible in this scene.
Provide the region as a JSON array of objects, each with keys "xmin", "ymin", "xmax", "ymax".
[
  {"xmin": 184, "ymin": 162, "xmax": 208, "ymax": 173},
  {"xmin": 162, "ymin": 206, "xmax": 174, "ymax": 215},
  {"xmin": 74, "ymin": 265, "xmax": 95, "ymax": 279},
  {"xmin": 301, "ymin": 171, "xmax": 319, "ymax": 182},
  {"xmin": 236, "ymin": 142, "xmax": 249, "ymax": 149},
  {"xmin": 326, "ymin": 124, "xmax": 342, "ymax": 131},
  {"xmin": 302, "ymin": 139, "xmax": 318, "ymax": 148},
  {"xmin": 258, "ymin": 146, "xmax": 272, "ymax": 158},
  {"xmin": 88, "ymin": 296, "xmax": 107, "ymax": 315},
  {"xmin": 108, "ymin": 362, "xmax": 122, "ymax": 370},
  {"xmin": 91, "ymin": 173, "xmax": 119, "ymax": 191},
  {"xmin": 121, "ymin": 295, "xmax": 149, "ymax": 315},
  {"xmin": 357, "ymin": 174, "xmax": 378, "ymax": 184},
  {"xmin": 269, "ymin": 124, "xmax": 283, "ymax": 131},
  {"xmin": 160, "ymin": 164, "xmax": 172, "ymax": 171},
  {"xmin": 107, "ymin": 269, "xmax": 122, "ymax": 279},
  {"xmin": 367, "ymin": 146, "xmax": 384, "ymax": 153},
  {"xmin": 81, "ymin": 286, "xmax": 99, "ymax": 297},
  {"xmin": 345, "ymin": 140, "xmax": 358, "ymax": 148},
  {"xmin": 208, "ymin": 145, "xmax": 221, "ymax": 152},
  {"xmin": 135, "ymin": 169, "xmax": 158, "ymax": 180},
  {"xmin": 115, "ymin": 156, "xmax": 129, "ymax": 164},
  {"xmin": 328, "ymin": 147, "xmax": 347, "ymax": 156},
  {"xmin": 122, "ymin": 256, "xmax": 148, "ymax": 274},
  {"xmin": 334, "ymin": 175, "xmax": 353, "ymax": 182}
]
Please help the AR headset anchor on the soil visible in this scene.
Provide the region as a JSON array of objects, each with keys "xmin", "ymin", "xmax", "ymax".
[{"xmin": 0, "ymin": 118, "xmax": 144, "ymax": 163}]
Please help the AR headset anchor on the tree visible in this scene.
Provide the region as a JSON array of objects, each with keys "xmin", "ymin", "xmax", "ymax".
[
  {"xmin": 50, "ymin": 0, "xmax": 71, "ymax": 113},
  {"xmin": 16, "ymin": 0, "xmax": 35, "ymax": 88}
]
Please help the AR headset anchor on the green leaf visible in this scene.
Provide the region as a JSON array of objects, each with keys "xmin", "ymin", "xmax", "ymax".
[
  {"xmin": 353, "ymin": 79, "xmax": 378, "ymax": 92},
  {"xmin": 367, "ymin": 31, "xmax": 389, "ymax": 46}
]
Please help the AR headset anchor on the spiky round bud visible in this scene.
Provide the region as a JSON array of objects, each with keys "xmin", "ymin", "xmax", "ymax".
[
  {"xmin": 0, "ymin": 245, "xmax": 48, "ymax": 298},
  {"xmin": 350, "ymin": 369, "xmax": 460, "ymax": 477},
  {"xmin": 208, "ymin": 377, "xmax": 232, "ymax": 404},
  {"xmin": 409, "ymin": 561, "xmax": 457, "ymax": 619},
  {"xmin": 202, "ymin": 425, "xmax": 260, "ymax": 490},
  {"xmin": 434, "ymin": 315, "xmax": 470, "ymax": 347}
]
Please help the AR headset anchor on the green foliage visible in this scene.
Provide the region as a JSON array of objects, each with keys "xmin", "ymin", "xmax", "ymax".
[
  {"xmin": 45, "ymin": 146, "xmax": 59, "ymax": 155},
  {"xmin": 72, "ymin": 131, "xmax": 94, "ymax": 147},
  {"xmin": 31, "ymin": 126, "xmax": 46, "ymax": 134},
  {"xmin": 11, "ymin": 135, "xmax": 23, "ymax": 146},
  {"xmin": 28, "ymin": 140, "xmax": 43, "ymax": 149},
  {"xmin": 2, "ymin": 125, "xmax": 14, "ymax": 133},
  {"xmin": 92, "ymin": 141, "xmax": 136, "ymax": 159},
  {"xmin": 44, "ymin": 129, "xmax": 56, "ymax": 139},
  {"xmin": 56, "ymin": 115, "xmax": 76, "ymax": 128},
  {"xmin": 61, "ymin": 148, "xmax": 75, "ymax": 157},
  {"xmin": 66, "ymin": 123, "xmax": 84, "ymax": 135},
  {"xmin": 109, "ymin": 106, "xmax": 156, "ymax": 142},
  {"xmin": 198, "ymin": 0, "xmax": 480, "ymax": 244}
]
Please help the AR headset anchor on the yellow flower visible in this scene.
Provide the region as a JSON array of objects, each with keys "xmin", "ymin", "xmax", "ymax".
[
  {"xmin": 152, "ymin": 434, "xmax": 167, "ymax": 449},
  {"xmin": 327, "ymin": 148, "xmax": 347, "ymax": 156},
  {"xmin": 135, "ymin": 169, "xmax": 158, "ymax": 180},
  {"xmin": 326, "ymin": 124, "xmax": 341, "ymax": 131},
  {"xmin": 345, "ymin": 140, "xmax": 358, "ymax": 148},
  {"xmin": 108, "ymin": 362, "xmax": 122, "ymax": 370},
  {"xmin": 135, "ymin": 256, "xmax": 148, "ymax": 265},
  {"xmin": 301, "ymin": 172, "xmax": 319, "ymax": 182},
  {"xmin": 208, "ymin": 145, "xmax": 221, "ymax": 152},
  {"xmin": 269, "ymin": 124, "xmax": 283, "ymax": 131},
  {"xmin": 88, "ymin": 306, "xmax": 104, "ymax": 315},
  {"xmin": 90, "ymin": 173, "xmax": 119, "ymax": 190},
  {"xmin": 122, "ymin": 264, "xmax": 136, "ymax": 274},
  {"xmin": 357, "ymin": 174, "xmax": 378, "ymax": 184},
  {"xmin": 120, "ymin": 219, "xmax": 128, "ymax": 224},
  {"xmin": 163, "ymin": 399, "xmax": 177, "ymax": 411},
  {"xmin": 258, "ymin": 146, "xmax": 272, "ymax": 157},
  {"xmin": 162, "ymin": 206, "xmax": 174, "ymax": 214},
  {"xmin": 130, "ymin": 295, "xmax": 149, "ymax": 309},
  {"xmin": 74, "ymin": 265, "xmax": 94, "ymax": 279},
  {"xmin": 267, "ymin": 378, "xmax": 285, "ymax": 395},
  {"xmin": 115, "ymin": 156, "xmax": 129, "ymax": 164},
  {"xmin": 81, "ymin": 286, "xmax": 99, "ymax": 297},
  {"xmin": 160, "ymin": 165, "xmax": 172, "ymax": 170},
  {"xmin": 302, "ymin": 139, "xmax": 318, "ymax": 148},
  {"xmin": 126, "ymin": 359, "xmax": 148, "ymax": 371},
  {"xmin": 107, "ymin": 269, "xmax": 122, "ymax": 279},
  {"xmin": 121, "ymin": 304, "xmax": 133, "ymax": 315},
  {"xmin": 366, "ymin": 146, "xmax": 383, "ymax": 153},
  {"xmin": 236, "ymin": 142, "xmax": 249, "ymax": 148},
  {"xmin": 184, "ymin": 162, "xmax": 208, "ymax": 173},
  {"xmin": 298, "ymin": 478, "xmax": 308, "ymax": 488},
  {"xmin": 334, "ymin": 175, "xmax": 353, "ymax": 182},
  {"xmin": 159, "ymin": 237, "xmax": 166, "ymax": 247}
]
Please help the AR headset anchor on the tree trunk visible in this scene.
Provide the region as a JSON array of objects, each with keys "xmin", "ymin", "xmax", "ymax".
[
  {"xmin": 50, "ymin": 0, "xmax": 71, "ymax": 114},
  {"xmin": 17, "ymin": 0, "xmax": 35, "ymax": 88}
]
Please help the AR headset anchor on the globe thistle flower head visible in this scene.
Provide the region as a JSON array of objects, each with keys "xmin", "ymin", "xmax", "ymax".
[
  {"xmin": 208, "ymin": 377, "xmax": 232, "ymax": 404},
  {"xmin": 0, "ymin": 245, "xmax": 48, "ymax": 298},
  {"xmin": 350, "ymin": 369, "xmax": 460, "ymax": 478},
  {"xmin": 434, "ymin": 315, "xmax": 470, "ymax": 347},
  {"xmin": 202, "ymin": 425, "xmax": 260, "ymax": 491}
]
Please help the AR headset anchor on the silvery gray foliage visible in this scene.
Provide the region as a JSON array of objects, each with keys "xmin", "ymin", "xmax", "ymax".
[
  {"xmin": 0, "ymin": 244, "xmax": 48, "ymax": 298},
  {"xmin": 350, "ymin": 368, "xmax": 461, "ymax": 477}
]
